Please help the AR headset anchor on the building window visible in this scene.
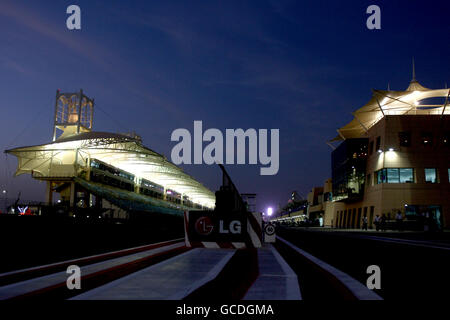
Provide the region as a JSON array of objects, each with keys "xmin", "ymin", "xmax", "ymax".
[
  {"xmin": 399, "ymin": 132, "xmax": 411, "ymax": 147},
  {"xmin": 399, "ymin": 168, "xmax": 414, "ymax": 183},
  {"xmin": 376, "ymin": 168, "xmax": 414, "ymax": 184},
  {"xmin": 448, "ymin": 169, "xmax": 450, "ymax": 183},
  {"xmin": 425, "ymin": 168, "xmax": 437, "ymax": 183},
  {"xmin": 422, "ymin": 132, "xmax": 433, "ymax": 146},
  {"xmin": 375, "ymin": 136, "xmax": 381, "ymax": 152},
  {"xmin": 387, "ymin": 168, "xmax": 400, "ymax": 183},
  {"xmin": 376, "ymin": 169, "xmax": 386, "ymax": 184},
  {"xmin": 369, "ymin": 141, "xmax": 374, "ymax": 155}
]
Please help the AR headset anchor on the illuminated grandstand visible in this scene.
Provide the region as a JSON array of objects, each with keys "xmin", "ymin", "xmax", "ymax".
[{"xmin": 5, "ymin": 90, "xmax": 215, "ymax": 218}]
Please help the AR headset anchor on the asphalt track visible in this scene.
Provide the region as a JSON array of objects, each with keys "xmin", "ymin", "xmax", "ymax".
[{"xmin": 276, "ymin": 227, "xmax": 450, "ymax": 300}]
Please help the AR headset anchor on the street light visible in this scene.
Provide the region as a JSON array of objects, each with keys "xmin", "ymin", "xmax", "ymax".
[
  {"xmin": 2, "ymin": 190, "xmax": 7, "ymax": 213},
  {"xmin": 267, "ymin": 207, "xmax": 273, "ymax": 216}
]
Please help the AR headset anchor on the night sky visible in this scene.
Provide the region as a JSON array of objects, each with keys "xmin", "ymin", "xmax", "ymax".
[{"xmin": 0, "ymin": 0, "xmax": 449, "ymax": 213}]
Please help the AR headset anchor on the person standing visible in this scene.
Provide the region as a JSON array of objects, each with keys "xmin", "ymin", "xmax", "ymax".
[
  {"xmin": 362, "ymin": 215, "xmax": 368, "ymax": 231},
  {"xmin": 381, "ymin": 214, "xmax": 387, "ymax": 231},
  {"xmin": 424, "ymin": 212, "xmax": 430, "ymax": 232},
  {"xmin": 374, "ymin": 214, "xmax": 381, "ymax": 231},
  {"xmin": 395, "ymin": 211, "xmax": 403, "ymax": 231}
]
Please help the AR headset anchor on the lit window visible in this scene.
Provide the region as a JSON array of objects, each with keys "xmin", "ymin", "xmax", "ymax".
[
  {"xmin": 425, "ymin": 168, "xmax": 437, "ymax": 183},
  {"xmin": 399, "ymin": 168, "xmax": 414, "ymax": 183},
  {"xmin": 376, "ymin": 169, "xmax": 386, "ymax": 184},
  {"xmin": 387, "ymin": 168, "xmax": 399, "ymax": 183},
  {"xmin": 376, "ymin": 168, "xmax": 414, "ymax": 184}
]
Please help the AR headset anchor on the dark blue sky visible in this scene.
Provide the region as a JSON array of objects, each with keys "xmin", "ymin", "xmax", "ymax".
[{"xmin": 1, "ymin": 0, "xmax": 449, "ymax": 212}]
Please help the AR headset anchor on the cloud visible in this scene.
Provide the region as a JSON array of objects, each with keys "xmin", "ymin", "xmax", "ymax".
[
  {"xmin": 0, "ymin": 56, "xmax": 29, "ymax": 75},
  {"xmin": 0, "ymin": 1, "xmax": 191, "ymax": 119},
  {"xmin": 0, "ymin": 1, "xmax": 114, "ymax": 72}
]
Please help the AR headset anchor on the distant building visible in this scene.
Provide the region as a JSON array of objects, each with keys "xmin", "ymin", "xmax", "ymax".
[
  {"xmin": 324, "ymin": 74, "xmax": 450, "ymax": 230},
  {"xmin": 291, "ymin": 191, "xmax": 302, "ymax": 202},
  {"xmin": 306, "ymin": 186, "xmax": 323, "ymax": 221}
]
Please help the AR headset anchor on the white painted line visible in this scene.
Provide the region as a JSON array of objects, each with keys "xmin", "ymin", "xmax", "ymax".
[
  {"xmin": 269, "ymin": 245, "xmax": 302, "ymax": 300},
  {"xmin": 202, "ymin": 242, "xmax": 220, "ymax": 248},
  {"xmin": 0, "ymin": 238, "xmax": 184, "ymax": 278},
  {"xmin": 168, "ymin": 250, "xmax": 235, "ymax": 299},
  {"xmin": 232, "ymin": 242, "xmax": 246, "ymax": 249},
  {"xmin": 359, "ymin": 235, "xmax": 450, "ymax": 251},
  {"xmin": 277, "ymin": 236, "xmax": 382, "ymax": 300},
  {"xmin": 0, "ymin": 243, "xmax": 184, "ymax": 300},
  {"xmin": 70, "ymin": 248, "xmax": 195, "ymax": 300}
]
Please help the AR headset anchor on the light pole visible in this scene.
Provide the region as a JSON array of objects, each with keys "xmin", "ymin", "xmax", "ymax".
[
  {"xmin": 266, "ymin": 207, "xmax": 273, "ymax": 222},
  {"xmin": 2, "ymin": 190, "xmax": 7, "ymax": 213}
]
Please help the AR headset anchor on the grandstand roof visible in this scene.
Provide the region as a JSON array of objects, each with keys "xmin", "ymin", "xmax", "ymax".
[
  {"xmin": 331, "ymin": 80, "xmax": 450, "ymax": 142},
  {"xmin": 6, "ymin": 131, "xmax": 216, "ymax": 208}
]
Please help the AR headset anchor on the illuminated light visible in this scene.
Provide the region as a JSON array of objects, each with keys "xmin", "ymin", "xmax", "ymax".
[
  {"xmin": 385, "ymin": 148, "xmax": 398, "ymax": 161},
  {"xmin": 18, "ymin": 206, "xmax": 28, "ymax": 215},
  {"xmin": 414, "ymin": 100, "xmax": 419, "ymax": 106},
  {"xmin": 2, "ymin": 190, "xmax": 6, "ymax": 194},
  {"xmin": 378, "ymin": 149, "xmax": 383, "ymax": 153},
  {"xmin": 404, "ymin": 204, "xmax": 408, "ymax": 207},
  {"xmin": 267, "ymin": 207, "xmax": 273, "ymax": 216}
]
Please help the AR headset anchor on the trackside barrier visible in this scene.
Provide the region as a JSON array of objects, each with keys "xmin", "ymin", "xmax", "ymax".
[{"xmin": 184, "ymin": 211, "xmax": 262, "ymax": 249}]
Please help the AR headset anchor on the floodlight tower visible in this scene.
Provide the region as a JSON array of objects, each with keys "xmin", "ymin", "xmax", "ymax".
[{"xmin": 52, "ymin": 89, "xmax": 94, "ymax": 141}]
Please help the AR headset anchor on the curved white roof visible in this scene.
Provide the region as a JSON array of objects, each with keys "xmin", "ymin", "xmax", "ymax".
[
  {"xmin": 332, "ymin": 80, "xmax": 450, "ymax": 142},
  {"xmin": 6, "ymin": 131, "xmax": 216, "ymax": 208}
]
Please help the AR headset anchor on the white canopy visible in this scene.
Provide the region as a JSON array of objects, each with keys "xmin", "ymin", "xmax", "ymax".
[
  {"xmin": 6, "ymin": 131, "xmax": 216, "ymax": 208},
  {"xmin": 331, "ymin": 81, "xmax": 450, "ymax": 142}
]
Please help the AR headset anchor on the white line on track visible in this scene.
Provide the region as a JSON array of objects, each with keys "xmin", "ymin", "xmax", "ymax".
[{"xmin": 277, "ymin": 236, "xmax": 382, "ymax": 300}]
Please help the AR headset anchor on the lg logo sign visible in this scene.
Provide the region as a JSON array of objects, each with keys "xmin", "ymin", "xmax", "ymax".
[
  {"xmin": 194, "ymin": 217, "xmax": 242, "ymax": 236},
  {"xmin": 195, "ymin": 216, "xmax": 214, "ymax": 235},
  {"xmin": 219, "ymin": 220, "xmax": 241, "ymax": 234}
]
